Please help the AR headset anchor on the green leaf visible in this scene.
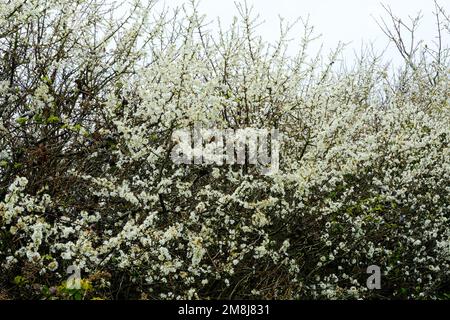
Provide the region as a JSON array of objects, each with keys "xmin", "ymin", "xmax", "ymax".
[
  {"xmin": 41, "ymin": 75, "xmax": 52, "ymax": 85},
  {"xmin": 13, "ymin": 162, "xmax": 23, "ymax": 169},
  {"xmin": 33, "ymin": 114, "xmax": 44, "ymax": 124},
  {"xmin": 13, "ymin": 275, "xmax": 27, "ymax": 285},
  {"xmin": 46, "ymin": 115, "xmax": 60, "ymax": 124},
  {"xmin": 399, "ymin": 288, "xmax": 408, "ymax": 296},
  {"xmin": 15, "ymin": 117, "xmax": 28, "ymax": 125},
  {"xmin": 150, "ymin": 133, "xmax": 158, "ymax": 142}
]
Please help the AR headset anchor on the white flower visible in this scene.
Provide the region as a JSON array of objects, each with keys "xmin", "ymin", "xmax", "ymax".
[{"xmin": 48, "ymin": 261, "xmax": 59, "ymax": 271}]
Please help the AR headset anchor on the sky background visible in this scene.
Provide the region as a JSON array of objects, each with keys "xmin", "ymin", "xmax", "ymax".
[{"xmin": 157, "ymin": 0, "xmax": 449, "ymax": 68}]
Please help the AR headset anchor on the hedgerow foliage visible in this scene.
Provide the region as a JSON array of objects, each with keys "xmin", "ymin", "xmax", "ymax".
[{"xmin": 0, "ymin": 0, "xmax": 449, "ymax": 299}]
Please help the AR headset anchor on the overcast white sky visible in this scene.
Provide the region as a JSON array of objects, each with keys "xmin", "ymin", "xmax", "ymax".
[{"xmin": 159, "ymin": 0, "xmax": 449, "ymax": 67}]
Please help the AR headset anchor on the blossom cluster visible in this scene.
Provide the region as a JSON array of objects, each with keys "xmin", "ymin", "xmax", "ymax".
[{"xmin": 0, "ymin": 0, "xmax": 449, "ymax": 300}]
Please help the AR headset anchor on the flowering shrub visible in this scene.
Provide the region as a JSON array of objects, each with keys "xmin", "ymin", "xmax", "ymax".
[{"xmin": 0, "ymin": 0, "xmax": 449, "ymax": 299}]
